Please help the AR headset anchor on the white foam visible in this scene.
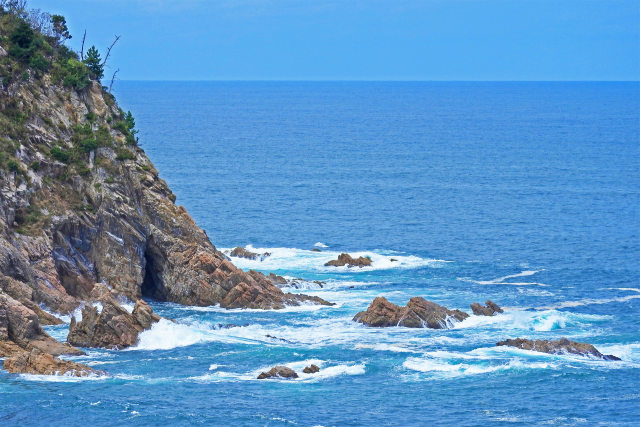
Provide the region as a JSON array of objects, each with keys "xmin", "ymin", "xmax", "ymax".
[
  {"xmin": 453, "ymin": 309, "xmax": 610, "ymax": 333},
  {"xmin": 458, "ymin": 270, "xmax": 547, "ymax": 286},
  {"xmin": 403, "ymin": 356, "xmax": 554, "ymax": 377},
  {"xmin": 314, "ymin": 242, "xmax": 328, "ymax": 248},
  {"xmin": 131, "ymin": 319, "xmax": 214, "ymax": 350},
  {"xmin": 220, "ymin": 245, "xmax": 448, "ymax": 273}
]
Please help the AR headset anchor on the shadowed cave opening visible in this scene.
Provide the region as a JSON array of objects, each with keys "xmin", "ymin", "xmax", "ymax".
[{"xmin": 141, "ymin": 239, "xmax": 164, "ymax": 300}]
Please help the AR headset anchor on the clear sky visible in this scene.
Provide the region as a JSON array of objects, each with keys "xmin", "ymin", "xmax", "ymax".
[{"xmin": 28, "ymin": 0, "xmax": 640, "ymax": 81}]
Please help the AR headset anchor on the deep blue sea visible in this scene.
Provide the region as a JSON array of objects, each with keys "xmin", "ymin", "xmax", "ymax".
[{"xmin": 3, "ymin": 82, "xmax": 640, "ymax": 425}]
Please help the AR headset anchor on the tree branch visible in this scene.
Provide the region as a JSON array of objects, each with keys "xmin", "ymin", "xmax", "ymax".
[
  {"xmin": 109, "ymin": 68, "xmax": 120, "ymax": 92},
  {"xmin": 101, "ymin": 35, "xmax": 121, "ymax": 67},
  {"xmin": 80, "ymin": 29, "xmax": 86, "ymax": 60}
]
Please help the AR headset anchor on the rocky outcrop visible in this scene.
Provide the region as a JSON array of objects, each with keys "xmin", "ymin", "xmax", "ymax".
[
  {"xmin": 229, "ymin": 247, "xmax": 270, "ymax": 261},
  {"xmin": 0, "ymin": 292, "xmax": 81, "ymax": 358},
  {"xmin": 353, "ymin": 296, "xmax": 469, "ymax": 328},
  {"xmin": 303, "ymin": 364, "xmax": 320, "ymax": 374},
  {"xmin": 325, "ymin": 253, "xmax": 372, "ymax": 268},
  {"xmin": 257, "ymin": 365, "xmax": 299, "ymax": 379},
  {"xmin": 67, "ymin": 288, "xmax": 159, "ymax": 349},
  {"xmin": 0, "ymin": 38, "xmax": 331, "ymax": 320},
  {"xmin": 267, "ymin": 273, "xmax": 288, "ymax": 285},
  {"xmin": 470, "ymin": 300, "xmax": 503, "ymax": 316},
  {"xmin": 496, "ymin": 338, "xmax": 621, "ymax": 361},
  {"xmin": 3, "ymin": 348, "xmax": 100, "ymax": 377}
]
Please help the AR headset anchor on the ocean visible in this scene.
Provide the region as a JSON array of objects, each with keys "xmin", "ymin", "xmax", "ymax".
[{"xmin": 3, "ymin": 81, "xmax": 639, "ymax": 425}]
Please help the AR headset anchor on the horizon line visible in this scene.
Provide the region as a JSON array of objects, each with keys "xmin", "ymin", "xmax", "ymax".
[{"xmin": 110, "ymin": 79, "xmax": 640, "ymax": 83}]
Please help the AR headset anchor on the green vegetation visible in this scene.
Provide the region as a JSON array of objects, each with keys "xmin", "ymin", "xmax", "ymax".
[{"xmin": 83, "ymin": 45, "xmax": 103, "ymax": 79}]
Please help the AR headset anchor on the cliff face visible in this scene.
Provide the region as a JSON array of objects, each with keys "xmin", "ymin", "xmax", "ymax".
[{"xmin": 0, "ymin": 39, "xmax": 328, "ymax": 359}]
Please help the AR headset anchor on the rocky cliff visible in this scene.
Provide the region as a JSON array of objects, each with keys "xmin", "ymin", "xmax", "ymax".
[{"xmin": 0, "ymin": 9, "xmax": 328, "ymax": 367}]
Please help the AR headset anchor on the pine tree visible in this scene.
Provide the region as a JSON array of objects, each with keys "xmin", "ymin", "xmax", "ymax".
[{"xmin": 83, "ymin": 45, "xmax": 103, "ymax": 80}]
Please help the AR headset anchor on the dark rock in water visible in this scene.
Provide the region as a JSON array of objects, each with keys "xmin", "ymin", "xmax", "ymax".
[
  {"xmin": 303, "ymin": 364, "xmax": 320, "ymax": 374},
  {"xmin": 390, "ymin": 258, "xmax": 398, "ymax": 262},
  {"xmin": 67, "ymin": 286, "xmax": 160, "ymax": 349},
  {"xmin": 470, "ymin": 300, "xmax": 504, "ymax": 316},
  {"xmin": 230, "ymin": 247, "xmax": 270, "ymax": 261},
  {"xmin": 220, "ymin": 279, "xmax": 334, "ymax": 309},
  {"xmin": 268, "ymin": 273, "xmax": 288, "ymax": 285},
  {"xmin": 353, "ymin": 296, "xmax": 469, "ymax": 329},
  {"xmin": 265, "ymin": 334, "xmax": 294, "ymax": 344},
  {"xmin": 311, "ymin": 248, "xmax": 321, "ymax": 252},
  {"xmin": 325, "ymin": 253, "xmax": 372, "ymax": 268},
  {"xmin": 257, "ymin": 366, "xmax": 299, "ymax": 379},
  {"xmin": 3, "ymin": 348, "xmax": 101, "ymax": 377},
  {"xmin": 496, "ymin": 338, "xmax": 621, "ymax": 360}
]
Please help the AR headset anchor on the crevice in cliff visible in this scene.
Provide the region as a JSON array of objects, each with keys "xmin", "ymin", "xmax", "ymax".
[{"xmin": 141, "ymin": 237, "xmax": 164, "ymax": 300}]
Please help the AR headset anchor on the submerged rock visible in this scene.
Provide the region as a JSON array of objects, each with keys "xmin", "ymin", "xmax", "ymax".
[
  {"xmin": 67, "ymin": 288, "xmax": 160, "ymax": 349},
  {"xmin": 325, "ymin": 253, "xmax": 372, "ymax": 268},
  {"xmin": 3, "ymin": 348, "xmax": 100, "ymax": 377},
  {"xmin": 470, "ymin": 300, "xmax": 503, "ymax": 316},
  {"xmin": 257, "ymin": 366, "xmax": 299, "ymax": 379},
  {"xmin": 303, "ymin": 364, "xmax": 320, "ymax": 374},
  {"xmin": 353, "ymin": 296, "xmax": 469, "ymax": 329},
  {"xmin": 230, "ymin": 247, "xmax": 270, "ymax": 261},
  {"xmin": 496, "ymin": 338, "xmax": 621, "ymax": 360}
]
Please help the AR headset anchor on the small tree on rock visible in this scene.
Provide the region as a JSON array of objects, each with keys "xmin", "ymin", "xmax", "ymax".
[{"xmin": 83, "ymin": 45, "xmax": 103, "ymax": 80}]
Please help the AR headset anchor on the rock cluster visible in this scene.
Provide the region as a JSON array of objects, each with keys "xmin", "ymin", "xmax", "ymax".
[
  {"xmin": 257, "ymin": 366, "xmax": 299, "ymax": 379},
  {"xmin": 470, "ymin": 300, "xmax": 503, "ymax": 316},
  {"xmin": 496, "ymin": 338, "xmax": 621, "ymax": 360},
  {"xmin": 325, "ymin": 253, "xmax": 372, "ymax": 268},
  {"xmin": 230, "ymin": 247, "xmax": 271, "ymax": 261},
  {"xmin": 353, "ymin": 296, "xmax": 469, "ymax": 328}
]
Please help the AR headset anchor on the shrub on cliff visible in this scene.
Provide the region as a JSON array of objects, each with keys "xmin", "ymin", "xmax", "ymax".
[{"xmin": 83, "ymin": 45, "xmax": 103, "ymax": 80}]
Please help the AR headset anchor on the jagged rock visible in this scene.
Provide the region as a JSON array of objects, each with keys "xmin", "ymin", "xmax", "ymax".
[
  {"xmin": 268, "ymin": 273, "xmax": 288, "ymax": 285},
  {"xmin": 496, "ymin": 338, "xmax": 621, "ymax": 360},
  {"xmin": 325, "ymin": 253, "xmax": 372, "ymax": 268},
  {"xmin": 219, "ymin": 279, "xmax": 333, "ymax": 310},
  {"xmin": 353, "ymin": 296, "xmax": 469, "ymax": 328},
  {"xmin": 3, "ymin": 348, "xmax": 100, "ymax": 377},
  {"xmin": 67, "ymin": 293, "xmax": 159, "ymax": 349},
  {"xmin": 257, "ymin": 366, "xmax": 299, "ymax": 379},
  {"xmin": 0, "ymin": 292, "xmax": 82, "ymax": 357},
  {"xmin": 470, "ymin": 300, "xmax": 503, "ymax": 316},
  {"xmin": 230, "ymin": 247, "xmax": 270, "ymax": 260},
  {"xmin": 0, "ymin": 46, "xmax": 7, "ymax": 57},
  {"xmin": 303, "ymin": 364, "xmax": 320, "ymax": 374}
]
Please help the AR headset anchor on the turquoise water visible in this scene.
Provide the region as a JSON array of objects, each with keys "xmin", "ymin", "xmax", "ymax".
[{"xmin": 2, "ymin": 82, "xmax": 640, "ymax": 425}]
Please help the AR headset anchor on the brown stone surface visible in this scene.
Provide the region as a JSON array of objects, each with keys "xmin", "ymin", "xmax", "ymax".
[
  {"xmin": 303, "ymin": 364, "xmax": 320, "ymax": 374},
  {"xmin": 325, "ymin": 253, "xmax": 372, "ymax": 268},
  {"xmin": 257, "ymin": 366, "xmax": 299, "ymax": 379},
  {"xmin": 470, "ymin": 300, "xmax": 504, "ymax": 316},
  {"xmin": 353, "ymin": 296, "xmax": 469, "ymax": 329},
  {"xmin": 496, "ymin": 338, "xmax": 621, "ymax": 360},
  {"xmin": 3, "ymin": 348, "xmax": 100, "ymax": 376}
]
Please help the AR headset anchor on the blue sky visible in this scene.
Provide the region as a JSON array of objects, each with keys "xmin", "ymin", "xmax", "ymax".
[{"xmin": 29, "ymin": 0, "xmax": 640, "ymax": 81}]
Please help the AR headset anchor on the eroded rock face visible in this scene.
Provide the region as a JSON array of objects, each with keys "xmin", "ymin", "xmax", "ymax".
[
  {"xmin": 0, "ymin": 57, "xmax": 332, "ymax": 315},
  {"xmin": 496, "ymin": 338, "xmax": 621, "ymax": 360},
  {"xmin": 353, "ymin": 296, "xmax": 469, "ymax": 329},
  {"xmin": 470, "ymin": 300, "xmax": 503, "ymax": 316},
  {"xmin": 0, "ymin": 292, "xmax": 82, "ymax": 357},
  {"xmin": 3, "ymin": 348, "xmax": 100, "ymax": 377},
  {"xmin": 303, "ymin": 364, "xmax": 320, "ymax": 374},
  {"xmin": 325, "ymin": 253, "xmax": 372, "ymax": 268},
  {"xmin": 67, "ymin": 296, "xmax": 159, "ymax": 350},
  {"xmin": 257, "ymin": 366, "xmax": 299, "ymax": 379}
]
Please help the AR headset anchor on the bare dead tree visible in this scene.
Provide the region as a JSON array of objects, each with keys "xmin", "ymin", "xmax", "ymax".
[
  {"xmin": 80, "ymin": 30, "xmax": 86, "ymax": 60},
  {"xmin": 101, "ymin": 35, "xmax": 121, "ymax": 67},
  {"xmin": 109, "ymin": 68, "xmax": 120, "ymax": 92}
]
